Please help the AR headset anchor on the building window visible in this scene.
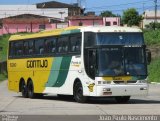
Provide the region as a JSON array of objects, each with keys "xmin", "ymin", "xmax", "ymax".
[
  {"xmin": 113, "ymin": 21, "xmax": 117, "ymax": 25},
  {"xmin": 79, "ymin": 22, "xmax": 83, "ymax": 26},
  {"xmin": 105, "ymin": 22, "xmax": 111, "ymax": 26},
  {"xmin": 39, "ymin": 24, "xmax": 46, "ymax": 30}
]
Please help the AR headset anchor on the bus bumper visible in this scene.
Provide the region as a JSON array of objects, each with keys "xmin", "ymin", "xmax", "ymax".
[{"xmin": 94, "ymin": 84, "xmax": 148, "ymax": 97}]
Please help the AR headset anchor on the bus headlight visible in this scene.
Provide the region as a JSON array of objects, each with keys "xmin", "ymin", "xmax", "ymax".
[{"xmin": 98, "ymin": 81, "xmax": 111, "ymax": 85}]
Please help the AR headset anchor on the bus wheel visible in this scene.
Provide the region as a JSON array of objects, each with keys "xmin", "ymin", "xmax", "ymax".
[
  {"xmin": 73, "ymin": 82, "xmax": 87, "ymax": 103},
  {"xmin": 28, "ymin": 81, "xmax": 36, "ymax": 99},
  {"xmin": 20, "ymin": 81, "xmax": 28, "ymax": 98},
  {"xmin": 115, "ymin": 96, "xmax": 130, "ymax": 103}
]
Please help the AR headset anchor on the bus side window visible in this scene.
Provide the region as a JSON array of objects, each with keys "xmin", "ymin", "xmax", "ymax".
[
  {"xmin": 76, "ymin": 36, "xmax": 81, "ymax": 52},
  {"xmin": 23, "ymin": 41, "xmax": 29, "ymax": 55},
  {"xmin": 44, "ymin": 39, "xmax": 49, "ymax": 53},
  {"xmin": 51, "ymin": 38, "xmax": 56, "ymax": 53},
  {"xmin": 70, "ymin": 35, "xmax": 81, "ymax": 53},
  {"xmin": 70, "ymin": 36, "xmax": 76, "ymax": 52},
  {"xmin": 15, "ymin": 41, "xmax": 23, "ymax": 56},
  {"xmin": 9, "ymin": 42, "xmax": 15, "ymax": 58},
  {"xmin": 57, "ymin": 36, "xmax": 68, "ymax": 53},
  {"xmin": 44, "ymin": 37, "xmax": 57, "ymax": 54},
  {"xmin": 35, "ymin": 39, "xmax": 44, "ymax": 55},
  {"xmin": 63, "ymin": 37, "xmax": 69, "ymax": 52},
  {"xmin": 28, "ymin": 40, "xmax": 34, "ymax": 54},
  {"xmin": 57, "ymin": 39, "xmax": 62, "ymax": 53}
]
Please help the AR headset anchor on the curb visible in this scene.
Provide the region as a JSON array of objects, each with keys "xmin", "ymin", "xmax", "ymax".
[{"xmin": 150, "ymin": 82, "xmax": 160, "ymax": 84}]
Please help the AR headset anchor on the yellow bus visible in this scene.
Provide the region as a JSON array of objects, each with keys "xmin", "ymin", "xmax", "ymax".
[{"xmin": 8, "ymin": 26, "xmax": 151, "ymax": 103}]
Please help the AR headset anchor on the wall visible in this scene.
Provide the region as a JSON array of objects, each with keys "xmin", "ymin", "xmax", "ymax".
[
  {"xmin": 0, "ymin": 29, "xmax": 2, "ymax": 36},
  {"xmin": 69, "ymin": 19, "xmax": 103, "ymax": 26},
  {"xmin": 0, "ymin": 5, "xmax": 68, "ymax": 20},
  {"xmin": 142, "ymin": 19, "xmax": 160, "ymax": 28},
  {"xmin": 0, "ymin": 23, "xmax": 56, "ymax": 35},
  {"xmin": 68, "ymin": 17, "xmax": 120, "ymax": 27},
  {"xmin": 103, "ymin": 17, "xmax": 120, "ymax": 26},
  {"xmin": 0, "ymin": 17, "xmax": 121, "ymax": 36}
]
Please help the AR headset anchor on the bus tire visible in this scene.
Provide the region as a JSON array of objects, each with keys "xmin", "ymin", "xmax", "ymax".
[
  {"xmin": 115, "ymin": 96, "xmax": 130, "ymax": 103},
  {"xmin": 20, "ymin": 81, "xmax": 28, "ymax": 98},
  {"xmin": 73, "ymin": 81, "xmax": 87, "ymax": 103},
  {"xmin": 27, "ymin": 81, "xmax": 36, "ymax": 99}
]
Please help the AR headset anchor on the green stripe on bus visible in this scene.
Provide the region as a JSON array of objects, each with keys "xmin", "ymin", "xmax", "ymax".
[
  {"xmin": 46, "ymin": 57, "xmax": 63, "ymax": 87},
  {"xmin": 54, "ymin": 56, "xmax": 72, "ymax": 87},
  {"xmin": 61, "ymin": 29, "xmax": 80, "ymax": 35}
]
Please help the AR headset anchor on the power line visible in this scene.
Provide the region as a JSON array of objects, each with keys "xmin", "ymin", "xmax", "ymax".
[
  {"xmin": 95, "ymin": 5, "xmax": 157, "ymax": 14},
  {"xmin": 86, "ymin": 0, "xmax": 152, "ymax": 10}
]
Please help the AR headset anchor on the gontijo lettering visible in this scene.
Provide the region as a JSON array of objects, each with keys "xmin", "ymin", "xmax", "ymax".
[{"xmin": 27, "ymin": 60, "xmax": 48, "ymax": 68}]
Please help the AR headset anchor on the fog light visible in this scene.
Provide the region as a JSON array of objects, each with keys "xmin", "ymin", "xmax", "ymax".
[{"xmin": 140, "ymin": 87, "xmax": 147, "ymax": 90}]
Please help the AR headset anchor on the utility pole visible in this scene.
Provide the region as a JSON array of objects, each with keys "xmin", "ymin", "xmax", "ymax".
[
  {"xmin": 154, "ymin": 0, "xmax": 157, "ymax": 30},
  {"xmin": 143, "ymin": 3, "xmax": 145, "ymax": 13},
  {"xmin": 77, "ymin": 0, "xmax": 81, "ymax": 7}
]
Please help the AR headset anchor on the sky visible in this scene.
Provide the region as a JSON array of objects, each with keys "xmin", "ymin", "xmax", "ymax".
[{"xmin": 0, "ymin": 0, "xmax": 158, "ymax": 15}]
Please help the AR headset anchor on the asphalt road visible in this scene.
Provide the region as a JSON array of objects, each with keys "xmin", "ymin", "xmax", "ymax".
[{"xmin": 0, "ymin": 80, "xmax": 160, "ymax": 116}]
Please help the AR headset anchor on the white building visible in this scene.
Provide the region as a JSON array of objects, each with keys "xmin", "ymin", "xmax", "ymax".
[
  {"xmin": 0, "ymin": 1, "xmax": 82, "ymax": 20},
  {"xmin": 143, "ymin": 10, "xmax": 160, "ymax": 28},
  {"xmin": 0, "ymin": 5, "xmax": 68, "ymax": 20}
]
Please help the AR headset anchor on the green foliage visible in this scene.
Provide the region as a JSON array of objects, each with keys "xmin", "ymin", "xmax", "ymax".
[
  {"xmin": 0, "ymin": 35, "xmax": 9, "ymax": 81},
  {"xmin": 148, "ymin": 57, "xmax": 160, "ymax": 82},
  {"xmin": 0, "ymin": 71, "xmax": 7, "ymax": 82},
  {"xmin": 143, "ymin": 30, "xmax": 160, "ymax": 45},
  {"xmin": 100, "ymin": 10, "xmax": 117, "ymax": 17},
  {"xmin": 0, "ymin": 34, "xmax": 10, "ymax": 62},
  {"xmin": 122, "ymin": 8, "xmax": 142, "ymax": 26},
  {"xmin": 145, "ymin": 22, "xmax": 160, "ymax": 30}
]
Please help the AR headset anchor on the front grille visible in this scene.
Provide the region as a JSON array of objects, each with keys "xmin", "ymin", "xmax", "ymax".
[{"xmin": 113, "ymin": 80, "xmax": 137, "ymax": 84}]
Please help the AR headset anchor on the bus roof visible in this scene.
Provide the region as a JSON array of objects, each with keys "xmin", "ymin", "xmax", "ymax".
[
  {"xmin": 9, "ymin": 26, "xmax": 81, "ymax": 41},
  {"xmin": 80, "ymin": 26, "xmax": 142, "ymax": 33},
  {"xmin": 9, "ymin": 26, "xmax": 142, "ymax": 41}
]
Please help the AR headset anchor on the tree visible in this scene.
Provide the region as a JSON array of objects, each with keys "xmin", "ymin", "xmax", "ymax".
[
  {"xmin": 100, "ymin": 10, "xmax": 117, "ymax": 17},
  {"xmin": 122, "ymin": 8, "xmax": 142, "ymax": 26}
]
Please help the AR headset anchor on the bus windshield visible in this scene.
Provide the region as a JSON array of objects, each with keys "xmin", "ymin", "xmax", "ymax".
[
  {"xmin": 98, "ymin": 47, "xmax": 147, "ymax": 76},
  {"xmin": 98, "ymin": 47, "xmax": 124, "ymax": 76},
  {"xmin": 124, "ymin": 47, "xmax": 146, "ymax": 76}
]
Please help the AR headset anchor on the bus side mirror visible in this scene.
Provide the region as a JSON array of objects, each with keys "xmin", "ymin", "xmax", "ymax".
[{"xmin": 146, "ymin": 49, "xmax": 151, "ymax": 65}]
